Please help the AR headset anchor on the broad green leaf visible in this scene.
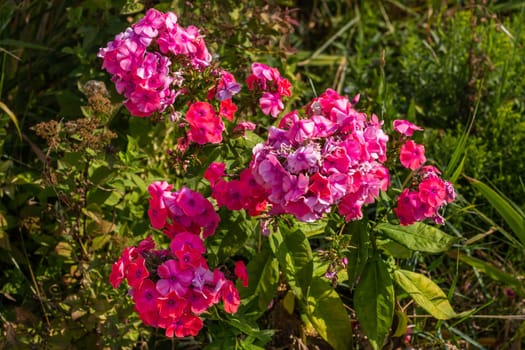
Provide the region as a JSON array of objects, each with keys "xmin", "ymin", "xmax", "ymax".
[
  {"xmin": 375, "ymin": 222, "xmax": 459, "ymax": 253},
  {"xmin": 275, "ymin": 225, "xmax": 313, "ymax": 301},
  {"xmin": 377, "ymin": 238, "xmax": 413, "ymax": 258},
  {"xmin": 393, "ymin": 269, "xmax": 457, "ymax": 320},
  {"xmin": 240, "ymin": 249, "xmax": 279, "ymax": 312},
  {"xmin": 354, "ymin": 257, "xmax": 394, "ymax": 350},
  {"xmin": 217, "ymin": 211, "xmax": 254, "ymax": 261},
  {"xmin": 451, "ymin": 252, "xmax": 525, "ymax": 297},
  {"xmin": 307, "ymin": 277, "xmax": 352, "ymax": 350},
  {"xmin": 467, "ymin": 177, "xmax": 525, "ymax": 246},
  {"xmin": 345, "ymin": 219, "xmax": 370, "ymax": 287}
]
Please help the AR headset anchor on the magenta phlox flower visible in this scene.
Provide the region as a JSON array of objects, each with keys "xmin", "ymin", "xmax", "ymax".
[
  {"xmin": 109, "ymin": 258, "xmax": 125, "ymax": 288},
  {"xmin": 259, "ymin": 91, "xmax": 284, "ymax": 117},
  {"xmin": 418, "ymin": 176, "xmax": 447, "ymax": 209},
  {"xmin": 286, "ymin": 144, "xmax": 321, "ymax": 173},
  {"xmin": 219, "ymin": 99, "xmax": 238, "ymax": 121},
  {"xmin": 394, "ymin": 189, "xmax": 427, "ymax": 225},
  {"xmin": 393, "ymin": 119, "xmax": 423, "ymax": 137},
  {"xmin": 170, "ymin": 232, "xmax": 206, "ymax": 255},
  {"xmin": 216, "ymin": 71, "xmax": 241, "ymax": 101},
  {"xmin": 282, "ymin": 173, "xmax": 309, "ymax": 202},
  {"xmin": 157, "ymin": 291, "xmax": 189, "ymax": 318},
  {"xmin": 311, "ymin": 114, "xmax": 337, "ymax": 137},
  {"xmin": 287, "ymin": 119, "xmax": 316, "ymax": 144},
  {"xmin": 177, "ymin": 187, "xmax": 207, "ymax": 217},
  {"xmin": 309, "ymin": 173, "xmax": 333, "ymax": 205},
  {"xmin": 399, "ymin": 140, "xmax": 426, "ymax": 170},
  {"xmin": 127, "ymin": 257, "xmax": 150, "ymax": 289},
  {"xmin": 322, "ymin": 145, "xmax": 351, "ymax": 174},
  {"xmin": 233, "ymin": 121, "xmax": 256, "ymax": 136},
  {"xmin": 163, "ymin": 314, "xmax": 204, "ymax": 338},
  {"xmin": 234, "ymin": 261, "xmax": 249, "ymax": 288},
  {"xmin": 204, "ymin": 162, "xmax": 226, "ymax": 185},
  {"xmin": 133, "ymin": 8, "xmax": 165, "ymax": 43},
  {"xmin": 279, "ymin": 111, "xmax": 300, "ymax": 129},
  {"xmin": 133, "ymin": 279, "xmax": 161, "ymax": 314},
  {"xmin": 156, "ymin": 259, "xmax": 193, "ymax": 296},
  {"xmin": 221, "ymin": 280, "xmax": 241, "ymax": 314}
]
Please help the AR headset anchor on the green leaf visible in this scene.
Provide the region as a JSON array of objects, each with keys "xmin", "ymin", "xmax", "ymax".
[
  {"xmin": 217, "ymin": 211, "xmax": 254, "ymax": 261},
  {"xmin": 393, "ymin": 269, "xmax": 457, "ymax": 320},
  {"xmin": 452, "ymin": 252, "xmax": 525, "ymax": 297},
  {"xmin": 466, "ymin": 177, "xmax": 525, "ymax": 246},
  {"xmin": 275, "ymin": 225, "xmax": 313, "ymax": 302},
  {"xmin": 307, "ymin": 277, "xmax": 352, "ymax": 350},
  {"xmin": 354, "ymin": 257, "xmax": 394, "ymax": 350},
  {"xmin": 240, "ymin": 249, "xmax": 279, "ymax": 312},
  {"xmin": 345, "ymin": 219, "xmax": 370, "ymax": 287},
  {"xmin": 375, "ymin": 222, "xmax": 459, "ymax": 253},
  {"xmin": 0, "ymin": 101, "xmax": 21, "ymax": 140}
]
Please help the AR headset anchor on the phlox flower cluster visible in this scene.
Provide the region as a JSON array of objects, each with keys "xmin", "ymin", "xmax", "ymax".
[
  {"xmin": 392, "ymin": 120, "xmax": 456, "ymax": 225},
  {"xmin": 109, "ymin": 234, "xmax": 242, "ymax": 338},
  {"xmin": 250, "ymin": 88, "xmax": 390, "ymax": 222},
  {"xmin": 394, "ymin": 166, "xmax": 456, "ymax": 225},
  {"xmin": 147, "ymin": 181, "xmax": 220, "ymax": 239},
  {"xmin": 204, "ymin": 163, "xmax": 268, "ymax": 216},
  {"xmin": 246, "ymin": 62, "xmax": 292, "ymax": 117},
  {"xmin": 98, "ymin": 8, "xmax": 212, "ymax": 117}
]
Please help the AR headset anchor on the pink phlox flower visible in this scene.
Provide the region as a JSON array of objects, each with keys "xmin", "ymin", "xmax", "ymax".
[
  {"xmin": 278, "ymin": 111, "xmax": 300, "ymax": 129},
  {"xmin": 282, "ymin": 173, "xmax": 309, "ymax": 203},
  {"xmin": 418, "ymin": 176, "xmax": 447, "ymax": 209},
  {"xmin": 170, "ymin": 232, "xmax": 206, "ymax": 255},
  {"xmin": 109, "ymin": 257, "xmax": 125, "ymax": 288},
  {"xmin": 163, "ymin": 314, "xmax": 203, "ymax": 338},
  {"xmin": 234, "ymin": 261, "xmax": 249, "ymax": 288},
  {"xmin": 219, "ymin": 99, "xmax": 238, "ymax": 121},
  {"xmin": 175, "ymin": 245, "xmax": 206, "ymax": 270},
  {"xmin": 132, "ymin": 279, "xmax": 160, "ymax": 314},
  {"xmin": 309, "ymin": 173, "xmax": 333, "ymax": 205},
  {"xmin": 233, "ymin": 121, "xmax": 256, "ymax": 137},
  {"xmin": 277, "ymin": 76, "xmax": 292, "ymax": 96},
  {"xmin": 322, "ymin": 145, "xmax": 351, "ymax": 174},
  {"xmin": 216, "ymin": 71, "xmax": 241, "ymax": 101},
  {"xmin": 338, "ymin": 193, "xmax": 365, "ymax": 221},
  {"xmin": 138, "ymin": 236, "xmax": 155, "ymax": 253},
  {"xmin": 204, "ymin": 162, "xmax": 226, "ymax": 185},
  {"xmin": 399, "ymin": 140, "xmax": 426, "ymax": 170},
  {"xmin": 191, "ymin": 265, "xmax": 215, "ymax": 294},
  {"xmin": 256, "ymin": 154, "xmax": 288, "ymax": 188},
  {"xmin": 127, "ymin": 257, "xmax": 150, "ymax": 289},
  {"xmin": 311, "ymin": 114, "xmax": 337, "ymax": 137},
  {"xmin": 287, "ymin": 119, "xmax": 316, "ymax": 144},
  {"xmin": 157, "ymin": 291, "xmax": 189, "ymax": 318},
  {"xmin": 393, "ymin": 119, "xmax": 423, "ymax": 137},
  {"xmin": 221, "ymin": 280, "xmax": 241, "ymax": 314},
  {"xmin": 133, "ymin": 8, "xmax": 165, "ymax": 44},
  {"xmin": 156, "ymin": 259, "xmax": 193, "ymax": 296},
  {"xmin": 259, "ymin": 92, "xmax": 284, "ymax": 117},
  {"xmin": 394, "ymin": 189, "xmax": 427, "ymax": 226},
  {"xmin": 286, "ymin": 144, "xmax": 321, "ymax": 173},
  {"xmin": 148, "ymin": 200, "xmax": 169, "ymax": 230},
  {"xmin": 177, "ymin": 187, "xmax": 208, "ymax": 217}
]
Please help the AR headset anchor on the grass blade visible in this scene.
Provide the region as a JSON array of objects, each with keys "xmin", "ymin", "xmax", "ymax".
[{"xmin": 466, "ymin": 176, "xmax": 525, "ymax": 246}]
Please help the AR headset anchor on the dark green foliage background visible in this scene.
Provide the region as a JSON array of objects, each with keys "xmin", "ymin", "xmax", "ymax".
[{"xmin": 1, "ymin": 0, "xmax": 524, "ymax": 348}]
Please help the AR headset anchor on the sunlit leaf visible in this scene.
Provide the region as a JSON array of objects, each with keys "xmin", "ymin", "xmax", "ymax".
[
  {"xmin": 375, "ymin": 222, "xmax": 459, "ymax": 253},
  {"xmin": 393, "ymin": 269, "xmax": 457, "ymax": 320},
  {"xmin": 307, "ymin": 277, "xmax": 352, "ymax": 350}
]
